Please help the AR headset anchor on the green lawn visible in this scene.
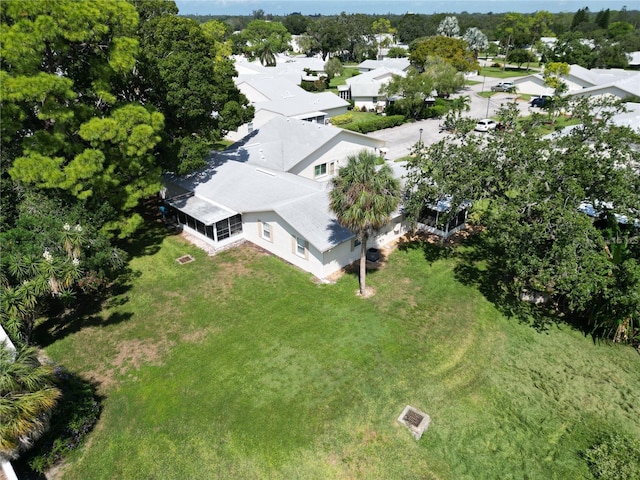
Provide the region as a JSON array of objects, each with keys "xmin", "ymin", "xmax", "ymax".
[
  {"xmin": 329, "ymin": 67, "xmax": 360, "ymax": 89},
  {"xmin": 479, "ymin": 65, "xmax": 539, "ymax": 79},
  {"xmin": 41, "ymin": 224, "xmax": 640, "ymax": 479}
]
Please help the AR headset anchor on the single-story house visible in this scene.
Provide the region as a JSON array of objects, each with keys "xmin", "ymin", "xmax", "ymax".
[
  {"xmin": 227, "ymin": 76, "xmax": 349, "ymax": 141},
  {"xmin": 339, "ymin": 66, "xmax": 407, "ymax": 111},
  {"xmin": 163, "ymin": 116, "xmax": 412, "ymax": 280},
  {"xmin": 233, "ymin": 54, "xmax": 326, "ymax": 85},
  {"xmin": 566, "ymin": 75, "xmax": 640, "ymax": 100},
  {"xmin": 357, "ymin": 58, "xmax": 410, "ymax": 73},
  {"xmin": 513, "ymin": 64, "xmax": 640, "ymax": 99}
]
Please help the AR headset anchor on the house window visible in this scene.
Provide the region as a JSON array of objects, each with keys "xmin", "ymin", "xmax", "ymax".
[
  {"xmin": 261, "ymin": 222, "xmax": 271, "ymax": 241},
  {"xmin": 229, "ymin": 214, "xmax": 242, "ymax": 236},
  {"xmin": 314, "ymin": 163, "xmax": 327, "ymax": 177},
  {"xmin": 216, "ymin": 219, "xmax": 231, "ymax": 240},
  {"xmin": 295, "ymin": 236, "xmax": 306, "ymax": 258}
]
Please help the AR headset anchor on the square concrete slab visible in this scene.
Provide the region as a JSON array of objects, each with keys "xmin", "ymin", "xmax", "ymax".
[{"xmin": 397, "ymin": 405, "xmax": 431, "ymax": 440}]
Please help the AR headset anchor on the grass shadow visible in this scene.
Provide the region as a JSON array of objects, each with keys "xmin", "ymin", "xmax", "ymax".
[
  {"xmin": 452, "ymin": 232, "xmax": 562, "ymax": 333},
  {"xmin": 14, "ymin": 369, "xmax": 103, "ymax": 478},
  {"xmin": 34, "ymin": 309, "xmax": 134, "ymax": 348},
  {"xmin": 120, "ymin": 197, "xmax": 181, "ymax": 259},
  {"xmin": 33, "ymin": 197, "xmax": 176, "ymax": 347}
]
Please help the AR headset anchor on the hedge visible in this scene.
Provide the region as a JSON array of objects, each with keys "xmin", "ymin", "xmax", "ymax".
[{"xmin": 342, "ymin": 115, "xmax": 406, "ymax": 133}]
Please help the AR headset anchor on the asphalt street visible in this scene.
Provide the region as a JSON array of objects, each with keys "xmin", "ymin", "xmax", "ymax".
[{"xmin": 369, "ymin": 73, "xmax": 533, "ymax": 161}]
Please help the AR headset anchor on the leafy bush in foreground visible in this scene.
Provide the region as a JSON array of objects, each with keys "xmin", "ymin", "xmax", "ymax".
[{"xmin": 583, "ymin": 433, "xmax": 640, "ymax": 480}]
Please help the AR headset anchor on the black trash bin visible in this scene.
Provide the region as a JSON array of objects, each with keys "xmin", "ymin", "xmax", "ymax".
[{"xmin": 366, "ymin": 247, "xmax": 380, "ymax": 262}]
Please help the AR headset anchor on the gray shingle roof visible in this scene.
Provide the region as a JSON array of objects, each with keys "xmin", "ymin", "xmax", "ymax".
[
  {"xmin": 257, "ymin": 91, "xmax": 348, "ymax": 117},
  {"xmin": 219, "ymin": 116, "xmax": 384, "ymax": 173},
  {"xmin": 165, "ymin": 159, "xmax": 352, "ymax": 252},
  {"xmin": 164, "ymin": 116, "xmax": 389, "ymax": 252},
  {"xmin": 358, "ymin": 58, "xmax": 410, "ymax": 71}
]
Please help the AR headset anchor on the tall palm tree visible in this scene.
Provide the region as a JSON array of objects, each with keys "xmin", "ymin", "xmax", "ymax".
[
  {"xmin": 258, "ymin": 42, "xmax": 276, "ymax": 67},
  {"xmin": 451, "ymin": 95, "xmax": 471, "ymax": 119},
  {"xmin": 329, "ymin": 150, "xmax": 401, "ymax": 296},
  {"xmin": 0, "ymin": 344, "xmax": 61, "ymax": 459}
]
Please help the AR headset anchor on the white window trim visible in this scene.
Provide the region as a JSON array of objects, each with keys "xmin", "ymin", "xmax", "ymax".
[
  {"xmin": 260, "ymin": 221, "xmax": 272, "ymax": 242},
  {"xmin": 295, "ymin": 236, "xmax": 307, "ymax": 258},
  {"xmin": 314, "ymin": 163, "xmax": 328, "ymax": 178}
]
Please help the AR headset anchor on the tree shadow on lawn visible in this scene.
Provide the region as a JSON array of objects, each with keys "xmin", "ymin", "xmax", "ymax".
[
  {"xmin": 33, "ymin": 310, "xmax": 134, "ymax": 348},
  {"xmin": 121, "ymin": 196, "xmax": 182, "ymax": 258},
  {"xmin": 451, "ymin": 232, "xmax": 570, "ymax": 335},
  {"xmin": 14, "ymin": 369, "xmax": 103, "ymax": 479},
  {"xmin": 32, "ymin": 198, "xmax": 173, "ymax": 347},
  {"xmin": 396, "ymin": 233, "xmax": 456, "ymax": 264}
]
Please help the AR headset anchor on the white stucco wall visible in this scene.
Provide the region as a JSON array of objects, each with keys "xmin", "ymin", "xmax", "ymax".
[
  {"xmin": 226, "ymin": 110, "xmax": 281, "ymax": 143},
  {"xmin": 372, "ymin": 215, "xmax": 409, "ymax": 247},
  {"xmin": 293, "ymin": 137, "xmax": 384, "ymax": 180},
  {"xmin": 177, "ymin": 209, "xmax": 414, "ymax": 280},
  {"xmin": 242, "ymin": 211, "xmax": 329, "ymax": 278},
  {"xmin": 353, "ymin": 97, "xmax": 384, "ymax": 111}
]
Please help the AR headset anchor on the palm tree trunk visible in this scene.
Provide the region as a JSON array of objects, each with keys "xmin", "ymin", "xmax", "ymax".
[{"xmin": 359, "ymin": 235, "xmax": 368, "ymax": 295}]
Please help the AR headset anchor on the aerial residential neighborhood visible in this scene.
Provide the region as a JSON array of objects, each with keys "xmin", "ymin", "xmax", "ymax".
[{"xmin": 1, "ymin": 2, "xmax": 639, "ymax": 479}]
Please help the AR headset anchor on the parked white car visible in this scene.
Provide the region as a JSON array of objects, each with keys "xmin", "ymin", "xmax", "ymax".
[{"xmin": 475, "ymin": 119, "xmax": 497, "ymax": 132}]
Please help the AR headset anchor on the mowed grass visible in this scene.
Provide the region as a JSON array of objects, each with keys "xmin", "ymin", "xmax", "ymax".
[
  {"xmin": 43, "ymin": 228, "xmax": 640, "ymax": 479},
  {"xmin": 479, "ymin": 65, "xmax": 539, "ymax": 78}
]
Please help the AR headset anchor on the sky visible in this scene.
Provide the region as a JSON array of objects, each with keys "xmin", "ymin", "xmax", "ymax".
[{"xmin": 174, "ymin": 0, "xmax": 636, "ymax": 16}]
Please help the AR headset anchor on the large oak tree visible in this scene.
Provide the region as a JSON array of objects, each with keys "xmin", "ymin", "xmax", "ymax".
[{"xmin": 405, "ymin": 98, "xmax": 640, "ymax": 342}]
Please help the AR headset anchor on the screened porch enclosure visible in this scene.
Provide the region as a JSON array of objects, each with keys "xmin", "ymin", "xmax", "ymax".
[
  {"xmin": 166, "ymin": 193, "xmax": 243, "ymax": 243},
  {"xmin": 417, "ymin": 199, "xmax": 469, "ymax": 239}
]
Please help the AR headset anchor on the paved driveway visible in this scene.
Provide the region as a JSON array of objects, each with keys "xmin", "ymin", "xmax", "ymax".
[{"xmin": 369, "ymin": 74, "xmax": 532, "ymax": 161}]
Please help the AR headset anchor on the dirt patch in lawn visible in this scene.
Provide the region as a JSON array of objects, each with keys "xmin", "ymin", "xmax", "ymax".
[
  {"xmin": 84, "ymin": 337, "xmax": 171, "ymax": 391},
  {"xmin": 112, "ymin": 338, "xmax": 168, "ymax": 374}
]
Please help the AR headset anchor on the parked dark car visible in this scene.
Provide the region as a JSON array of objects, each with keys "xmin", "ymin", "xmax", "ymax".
[{"xmin": 530, "ymin": 95, "xmax": 552, "ymax": 108}]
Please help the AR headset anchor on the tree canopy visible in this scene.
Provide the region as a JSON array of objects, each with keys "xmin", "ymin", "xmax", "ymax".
[
  {"xmin": 0, "ymin": 0, "xmax": 254, "ymax": 348},
  {"xmin": 2, "ymin": 0, "xmax": 158, "ymax": 239},
  {"xmin": 409, "ymin": 36, "xmax": 478, "ymax": 73},
  {"xmin": 404, "ymin": 98, "xmax": 640, "ymax": 342},
  {"xmin": 132, "ymin": 10, "xmax": 253, "ymax": 174},
  {"xmin": 240, "ymin": 19, "xmax": 291, "ymax": 66},
  {"xmin": 0, "ymin": 344, "xmax": 61, "ymax": 459}
]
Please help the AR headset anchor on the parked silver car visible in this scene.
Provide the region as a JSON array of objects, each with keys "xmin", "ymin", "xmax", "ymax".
[{"xmin": 491, "ymin": 82, "xmax": 516, "ymax": 92}]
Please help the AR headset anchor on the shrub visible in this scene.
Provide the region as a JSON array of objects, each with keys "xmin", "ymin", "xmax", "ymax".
[
  {"xmin": 424, "ymin": 104, "xmax": 448, "ymax": 118},
  {"xmin": 330, "ymin": 113, "xmax": 354, "ymax": 126},
  {"xmin": 583, "ymin": 433, "xmax": 640, "ymax": 480},
  {"xmin": 22, "ymin": 368, "xmax": 102, "ymax": 473},
  {"xmin": 343, "ymin": 115, "xmax": 405, "ymax": 133},
  {"xmin": 300, "ymin": 78, "xmax": 327, "ymax": 92}
]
